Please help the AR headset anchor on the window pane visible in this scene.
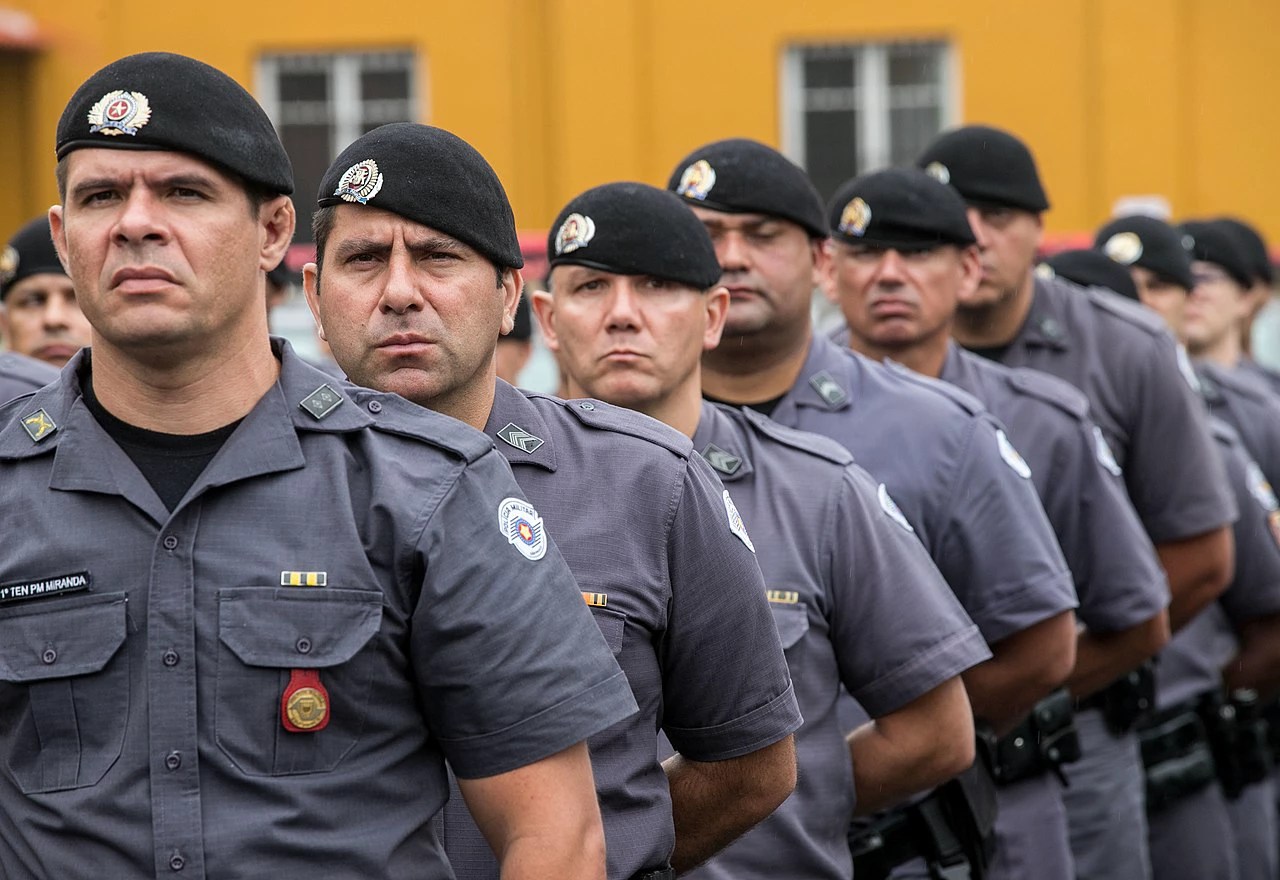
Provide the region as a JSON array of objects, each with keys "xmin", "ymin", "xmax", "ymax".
[
  {"xmin": 280, "ymin": 123, "xmax": 333, "ymax": 243},
  {"xmin": 278, "ymin": 71, "xmax": 328, "ymax": 103},
  {"xmin": 889, "ymin": 106, "xmax": 942, "ymax": 167},
  {"xmin": 887, "ymin": 45, "xmax": 940, "ymax": 87},
  {"xmin": 804, "ymin": 54, "xmax": 855, "ymax": 89},
  {"xmin": 805, "ymin": 109, "xmax": 858, "ymax": 203},
  {"xmin": 361, "ymin": 68, "xmax": 410, "ymax": 101}
]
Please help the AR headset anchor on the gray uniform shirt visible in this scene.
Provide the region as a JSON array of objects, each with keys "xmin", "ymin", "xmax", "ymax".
[
  {"xmin": 1157, "ymin": 419, "xmax": 1280, "ymax": 708},
  {"xmin": 982, "ymin": 276, "xmax": 1235, "ymax": 543},
  {"xmin": 441, "ymin": 382, "xmax": 801, "ymax": 880},
  {"xmin": 941, "ymin": 344, "xmax": 1169, "ymax": 634},
  {"xmin": 0, "ymin": 343, "xmax": 637, "ymax": 880},
  {"xmin": 0, "ymin": 353, "xmax": 57, "ymax": 405},
  {"xmin": 1198, "ymin": 361, "xmax": 1280, "ymax": 494},
  {"xmin": 684, "ymin": 400, "xmax": 989, "ymax": 880},
  {"xmin": 771, "ymin": 335, "xmax": 1076, "ymax": 644}
]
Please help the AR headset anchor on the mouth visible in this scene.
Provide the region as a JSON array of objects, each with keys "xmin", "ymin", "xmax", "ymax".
[
  {"xmin": 601, "ymin": 349, "xmax": 647, "ymax": 363},
  {"xmin": 33, "ymin": 343, "xmax": 80, "ymax": 362},
  {"xmin": 724, "ymin": 285, "xmax": 763, "ymax": 301},
  {"xmin": 868, "ymin": 297, "xmax": 915, "ymax": 318},
  {"xmin": 110, "ymin": 266, "xmax": 177, "ymax": 293},
  {"xmin": 377, "ymin": 333, "xmax": 435, "ymax": 355}
]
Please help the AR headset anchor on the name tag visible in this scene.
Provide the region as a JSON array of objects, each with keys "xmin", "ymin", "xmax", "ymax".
[{"xmin": 0, "ymin": 571, "xmax": 91, "ymax": 604}]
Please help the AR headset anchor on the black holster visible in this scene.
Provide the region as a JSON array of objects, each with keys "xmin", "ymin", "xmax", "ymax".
[
  {"xmin": 1138, "ymin": 697, "xmax": 1218, "ymax": 812},
  {"xmin": 1201, "ymin": 689, "xmax": 1272, "ymax": 800},
  {"xmin": 1077, "ymin": 661, "xmax": 1156, "ymax": 736},
  {"xmin": 991, "ymin": 689, "xmax": 1081, "ymax": 786}
]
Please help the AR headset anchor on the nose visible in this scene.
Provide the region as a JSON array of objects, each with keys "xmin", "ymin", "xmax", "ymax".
[
  {"xmin": 603, "ymin": 278, "xmax": 642, "ymax": 331},
  {"xmin": 42, "ymin": 292, "xmax": 75, "ymax": 330},
  {"xmin": 966, "ymin": 207, "xmax": 991, "ymax": 250},
  {"xmin": 112, "ymin": 187, "xmax": 167, "ymax": 246},
  {"xmin": 716, "ymin": 230, "xmax": 749, "ymax": 274},
  {"xmin": 874, "ymin": 249, "xmax": 908, "ymax": 286},
  {"xmin": 378, "ymin": 248, "xmax": 425, "ymax": 314}
]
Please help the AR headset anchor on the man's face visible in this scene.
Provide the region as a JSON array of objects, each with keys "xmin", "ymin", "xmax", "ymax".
[
  {"xmin": 0, "ymin": 274, "xmax": 93, "ymax": 366},
  {"xmin": 533, "ymin": 266, "xmax": 727, "ymax": 410},
  {"xmin": 49, "ymin": 149, "xmax": 291, "ymax": 357},
  {"xmin": 823, "ymin": 241, "xmax": 979, "ymax": 354},
  {"xmin": 689, "ymin": 206, "xmax": 820, "ymax": 340},
  {"xmin": 963, "ymin": 205, "xmax": 1043, "ymax": 309},
  {"xmin": 305, "ymin": 205, "xmax": 520, "ymax": 409},
  {"xmin": 1131, "ymin": 266, "xmax": 1190, "ymax": 340},
  {"xmin": 1183, "ymin": 260, "xmax": 1249, "ymax": 354}
]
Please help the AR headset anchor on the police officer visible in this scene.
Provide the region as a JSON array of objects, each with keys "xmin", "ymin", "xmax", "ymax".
[
  {"xmin": 0, "ymin": 216, "xmax": 92, "ymax": 368},
  {"xmin": 531, "ymin": 180, "xmax": 992, "ymax": 880},
  {"xmin": 1213, "ymin": 217, "xmax": 1277, "ymax": 388},
  {"xmin": 0, "ymin": 52, "xmax": 638, "ymax": 880},
  {"xmin": 667, "ymin": 138, "xmax": 1079, "ymax": 876},
  {"xmin": 825, "ymin": 168, "xmax": 1172, "ymax": 880},
  {"xmin": 302, "ymin": 126, "xmax": 801, "ymax": 880}
]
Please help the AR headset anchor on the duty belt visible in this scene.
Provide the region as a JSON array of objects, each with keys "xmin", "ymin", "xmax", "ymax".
[
  {"xmin": 1077, "ymin": 661, "xmax": 1156, "ymax": 735},
  {"xmin": 990, "ymin": 689, "xmax": 1081, "ymax": 787}
]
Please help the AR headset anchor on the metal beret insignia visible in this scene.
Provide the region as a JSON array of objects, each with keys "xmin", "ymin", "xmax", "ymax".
[
  {"xmin": 334, "ymin": 159, "xmax": 385, "ymax": 205},
  {"xmin": 0, "ymin": 246, "xmax": 17, "ymax": 285},
  {"xmin": 924, "ymin": 161, "xmax": 951, "ymax": 185},
  {"xmin": 1104, "ymin": 231, "xmax": 1144, "ymax": 265},
  {"xmin": 87, "ymin": 90, "xmax": 152, "ymax": 137},
  {"xmin": 676, "ymin": 159, "xmax": 717, "ymax": 201},
  {"xmin": 554, "ymin": 213, "xmax": 596, "ymax": 255},
  {"xmin": 838, "ymin": 198, "xmax": 872, "ymax": 237}
]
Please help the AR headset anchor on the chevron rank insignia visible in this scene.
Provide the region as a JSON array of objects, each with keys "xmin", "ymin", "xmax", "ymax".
[
  {"xmin": 21, "ymin": 409, "xmax": 57, "ymax": 443},
  {"xmin": 497, "ymin": 422, "xmax": 544, "ymax": 454},
  {"xmin": 809, "ymin": 371, "xmax": 848, "ymax": 407},
  {"xmin": 702, "ymin": 443, "xmax": 742, "ymax": 476},
  {"xmin": 299, "ymin": 384, "xmax": 344, "ymax": 420}
]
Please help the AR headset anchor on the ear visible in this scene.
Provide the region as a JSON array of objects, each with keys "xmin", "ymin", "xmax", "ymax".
[
  {"xmin": 817, "ymin": 239, "xmax": 839, "ymax": 304},
  {"xmin": 48, "ymin": 205, "xmax": 71, "ymax": 275},
  {"xmin": 530, "ymin": 288, "xmax": 560, "ymax": 353},
  {"xmin": 957, "ymin": 245, "xmax": 982, "ymax": 299},
  {"xmin": 301, "ymin": 262, "xmax": 327, "ymax": 341},
  {"xmin": 499, "ymin": 269, "xmax": 524, "ymax": 337},
  {"xmin": 704, "ymin": 286, "xmax": 730, "ymax": 351},
  {"xmin": 812, "ymin": 236, "xmax": 832, "ymax": 295},
  {"xmin": 259, "ymin": 195, "xmax": 297, "ymax": 273}
]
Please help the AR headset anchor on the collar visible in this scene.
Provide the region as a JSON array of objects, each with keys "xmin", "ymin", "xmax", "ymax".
[
  {"xmin": 692, "ymin": 400, "xmax": 755, "ymax": 482},
  {"xmin": 484, "ymin": 379, "xmax": 559, "ymax": 473},
  {"xmin": 1016, "ymin": 277, "xmax": 1072, "ymax": 352}
]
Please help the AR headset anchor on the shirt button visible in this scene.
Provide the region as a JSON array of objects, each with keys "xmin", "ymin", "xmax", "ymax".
[
  {"xmin": 163, "ymin": 535, "xmax": 179, "ymax": 551},
  {"xmin": 165, "ymin": 751, "xmax": 182, "ymax": 771},
  {"xmin": 296, "ymin": 637, "xmax": 312, "ymax": 654},
  {"xmin": 163, "ymin": 650, "xmax": 180, "ymax": 667},
  {"xmin": 41, "ymin": 647, "xmax": 57, "ymax": 665},
  {"xmin": 578, "ymin": 402, "xmax": 595, "ymax": 411},
  {"xmin": 367, "ymin": 400, "xmax": 383, "ymax": 414},
  {"xmin": 169, "ymin": 853, "xmax": 185, "ymax": 872}
]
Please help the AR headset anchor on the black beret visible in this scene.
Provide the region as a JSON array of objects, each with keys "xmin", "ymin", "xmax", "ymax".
[
  {"xmin": 547, "ymin": 182, "xmax": 721, "ymax": 290},
  {"xmin": 1213, "ymin": 217, "xmax": 1273, "ymax": 285},
  {"xmin": 917, "ymin": 125, "xmax": 1050, "ymax": 213},
  {"xmin": 317, "ymin": 123, "xmax": 522, "ymax": 269},
  {"xmin": 666, "ymin": 138, "xmax": 827, "ymax": 238},
  {"xmin": 1041, "ymin": 249, "xmax": 1139, "ymax": 301},
  {"xmin": 826, "ymin": 168, "xmax": 976, "ymax": 251},
  {"xmin": 1178, "ymin": 220, "xmax": 1253, "ymax": 289},
  {"xmin": 1093, "ymin": 215, "xmax": 1194, "ymax": 291},
  {"xmin": 1, "ymin": 217, "xmax": 66, "ymax": 301},
  {"xmin": 56, "ymin": 52, "xmax": 293, "ymax": 195}
]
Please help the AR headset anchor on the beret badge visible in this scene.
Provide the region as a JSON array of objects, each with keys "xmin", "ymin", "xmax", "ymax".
[
  {"xmin": 1104, "ymin": 231, "xmax": 1144, "ymax": 265},
  {"xmin": 0, "ymin": 246, "xmax": 17, "ymax": 285},
  {"xmin": 88, "ymin": 90, "xmax": 152, "ymax": 137},
  {"xmin": 838, "ymin": 198, "xmax": 872, "ymax": 237},
  {"xmin": 924, "ymin": 161, "xmax": 951, "ymax": 185},
  {"xmin": 676, "ymin": 159, "xmax": 717, "ymax": 201},
  {"xmin": 334, "ymin": 159, "xmax": 384, "ymax": 205},
  {"xmin": 554, "ymin": 213, "xmax": 596, "ymax": 255}
]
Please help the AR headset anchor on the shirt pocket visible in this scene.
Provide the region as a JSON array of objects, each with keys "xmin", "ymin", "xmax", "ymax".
[
  {"xmin": 769, "ymin": 603, "xmax": 810, "ymax": 652},
  {"xmin": 587, "ymin": 607, "xmax": 627, "ymax": 656},
  {"xmin": 0, "ymin": 592, "xmax": 130, "ymax": 794},
  {"xmin": 215, "ymin": 587, "xmax": 383, "ymax": 777}
]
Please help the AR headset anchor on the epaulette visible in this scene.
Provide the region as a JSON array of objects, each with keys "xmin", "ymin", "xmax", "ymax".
[
  {"xmin": 1202, "ymin": 362, "xmax": 1276, "ymax": 407},
  {"xmin": 349, "ymin": 388, "xmax": 494, "ymax": 464},
  {"xmin": 882, "ymin": 360, "xmax": 985, "ymax": 416},
  {"xmin": 0, "ymin": 352, "xmax": 58, "ymax": 390},
  {"xmin": 1081, "ymin": 283, "xmax": 1168, "ymax": 338},
  {"xmin": 534, "ymin": 393, "xmax": 692, "ymax": 459},
  {"xmin": 1005, "ymin": 367, "xmax": 1091, "ymax": 421},
  {"xmin": 737, "ymin": 405, "xmax": 853, "ymax": 467}
]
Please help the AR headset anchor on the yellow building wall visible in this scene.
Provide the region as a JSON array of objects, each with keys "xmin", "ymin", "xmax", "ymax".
[{"xmin": 5, "ymin": 0, "xmax": 1279, "ymax": 247}]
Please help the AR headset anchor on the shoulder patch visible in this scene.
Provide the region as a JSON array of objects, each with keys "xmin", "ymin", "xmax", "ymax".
[
  {"xmin": 1006, "ymin": 368, "xmax": 1091, "ymax": 421},
  {"xmin": 884, "ymin": 360, "xmax": 985, "ymax": 416},
  {"xmin": 1245, "ymin": 460, "xmax": 1279, "ymax": 513},
  {"xmin": 996, "ymin": 429, "xmax": 1033, "ymax": 479},
  {"xmin": 354, "ymin": 390, "xmax": 494, "ymax": 463},
  {"xmin": 877, "ymin": 483, "xmax": 914, "ymax": 532},
  {"xmin": 738, "ymin": 406, "xmax": 854, "ymax": 467},
  {"xmin": 1092, "ymin": 426, "xmax": 1123, "ymax": 477},
  {"xmin": 1082, "ymin": 282, "xmax": 1168, "ymax": 338},
  {"xmin": 722, "ymin": 489, "xmax": 755, "ymax": 552},
  {"xmin": 549, "ymin": 395, "xmax": 693, "ymax": 460}
]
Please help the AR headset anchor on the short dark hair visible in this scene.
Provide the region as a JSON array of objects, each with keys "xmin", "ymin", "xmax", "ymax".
[
  {"xmin": 311, "ymin": 204, "xmax": 505, "ymax": 289},
  {"xmin": 55, "ymin": 155, "xmax": 277, "ymax": 220}
]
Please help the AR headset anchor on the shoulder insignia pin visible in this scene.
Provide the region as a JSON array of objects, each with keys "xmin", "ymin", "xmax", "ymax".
[
  {"xmin": 21, "ymin": 409, "xmax": 57, "ymax": 443},
  {"xmin": 299, "ymin": 384, "xmax": 345, "ymax": 421},
  {"xmin": 497, "ymin": 422, "xmax": 545, "ymax": 454},
  {"xmin": 809, "ymin": 371, "xmax": 848, "ymax": 408},
  {"xmin": 701, "ymin": 443, "xmax": 742, "ymax": 476}
]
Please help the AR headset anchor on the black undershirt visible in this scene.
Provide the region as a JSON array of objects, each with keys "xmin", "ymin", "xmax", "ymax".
[
  {"xmin": 703, "ymin": 391, "xmax": 787, "ymax": 418},
  {"xmin": 964, "ymin": 343, "xmax": 1013, "ymax": 363},
  {"xmin": 82, "ymin": 372, "xmax": 243, "ymax": 511}
]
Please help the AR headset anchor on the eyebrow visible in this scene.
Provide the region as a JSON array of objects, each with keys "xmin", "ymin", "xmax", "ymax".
[
  {"xmin": 330, "ymin": 234, "xmax": 468, "ymax": 263},
  {"xmin": 68, "ymin": 172, "xmax": 222, "ymax": 201}
]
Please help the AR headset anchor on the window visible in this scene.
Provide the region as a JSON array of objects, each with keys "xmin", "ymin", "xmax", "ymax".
[
  {"xmin": 257, "ymin": 51, "xmax": 419, "ymax": 241},
  {"xmin": 781, "ymin": 41, "xmax": 956, "ymax": 203}
]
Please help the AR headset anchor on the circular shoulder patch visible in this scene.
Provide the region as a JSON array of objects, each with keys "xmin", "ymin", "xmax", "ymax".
[
  {"xmin": 722, "ymin": 489, "xmax": 755, "ymax": 553},
  {"xmin": 497, "ymin": 497, "xmax": 547, "ymax": 561},
  {"xmin": 996, "ymin": 430, "xmax": 1032, "ymax": 479},
  {"xmin": 877, "ymin": 483, "xmax": 914, "ymax": 533}
]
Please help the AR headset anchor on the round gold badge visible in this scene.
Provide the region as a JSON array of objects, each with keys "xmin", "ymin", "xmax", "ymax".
[
  {"xmin": 286, "ymin": 686, "xmax": 329, "ymax": 730},
  {"xmin": 1104, "ymin": 231, "xmax": 1144, "ymax": 265}
]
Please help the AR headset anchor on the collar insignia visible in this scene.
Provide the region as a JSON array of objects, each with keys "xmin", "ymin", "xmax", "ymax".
[
  {"xmin": 299, "ymin": 384, "xmax": 344, "ymax": 420},
  {"xmin": 21, "ymin": 409, "xmax": 57, "ymax": 443},
  {"xmin": 809, "ymin": 370, "xmax": 848, "ymax": 407},
  {"xmin": 702, "ymin": 443, "xmax": 742, "ymax": 476},
  {"xmin": 497, "ymin": 422, "xmax": 545, "ymax": 454}
]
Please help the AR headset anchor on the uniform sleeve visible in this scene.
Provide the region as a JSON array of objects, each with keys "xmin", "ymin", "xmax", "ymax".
[
  {"xmin": 1125, "ymin": 336, "xmax": 1237, "ymax": 542},
  {"xmin": 660, "ymin": 454, "xmax": 802, "ymax": 762},
  {"xmin": 1218, "ymin": 444, "xmax": 1280, "ymax": 626},
  {"xmin": 1051, "ymin": 419, "xmax": 1169, "ymax": 633},
  {"xmin": 410, "ymin": 448, "xmax": 638, "ymax": 779},
  {"xmin": 828, "ymin": 465, "xmax": 990, "ymax": 718},
  {"xmin": 936, "ymin": 414, "xmax": 1078, "ymax": 644}
]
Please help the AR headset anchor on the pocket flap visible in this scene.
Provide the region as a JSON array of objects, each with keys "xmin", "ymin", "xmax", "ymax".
[
  {"xmin": 588, "ymin": 607, "xmax": 626, "ymax": 655},
  {"xmin": 218, "ymin": 588, "xmax": 383, "ymax": 668},
  {"xmin": 770, "ymin": 604, "xmax": 810, "ymax": 650},
  {"xmin": 0, "ymin": 593, "xmax": 128, "ymax": 682}
]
